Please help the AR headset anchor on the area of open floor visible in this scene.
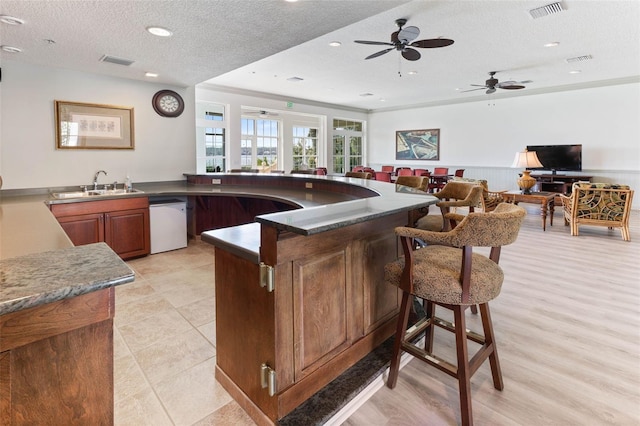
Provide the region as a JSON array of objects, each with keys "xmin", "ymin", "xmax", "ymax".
[{"xmin": 114, "ymin": 206, "xmax": 640, "ymax": 425}]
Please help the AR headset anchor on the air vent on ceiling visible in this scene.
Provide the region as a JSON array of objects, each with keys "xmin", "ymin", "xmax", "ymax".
[
  {"xmin": 529, "ymin": 2, "xmax": 565, "ymax": 19},
  {"xmin": 99, "ymin": 55, "xmax": 134, "ymax": 66},
  {"xmin": 359, "ymin": 93, "xmax": 374, "ymax": 97},
  {"xmin": 566, "ymin": 54, "xmax": 593, "ymax": 63},
  {"xmin": 287, "ymin": 76, "xmax": 304, "ymax": 82}
]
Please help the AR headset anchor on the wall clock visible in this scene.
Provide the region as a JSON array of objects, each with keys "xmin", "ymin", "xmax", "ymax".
[{"xmin": 152, "ymin": 90, "xmax": 184, "ymax": 117}]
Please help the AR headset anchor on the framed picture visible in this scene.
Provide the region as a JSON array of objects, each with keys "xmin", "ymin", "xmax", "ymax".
[
  {"xmin": 55, "ymin": 101, "xmax": 134, "ymax": 149},
  {"xmin": 396, "ymin": 128, "xmax": 439, "ymax": 160}
]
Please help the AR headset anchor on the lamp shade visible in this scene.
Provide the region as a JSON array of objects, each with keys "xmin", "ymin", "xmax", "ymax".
[{"xmin": 511, "ymin": 150, "xmax": 543, "ymax": 169}]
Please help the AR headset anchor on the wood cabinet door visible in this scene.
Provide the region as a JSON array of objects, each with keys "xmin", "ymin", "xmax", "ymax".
[
  {"xmin": 56, "ymin": 213, "xmax": 104, "ymax": 246},
  {"xmin": 104, "ymin": 208, "xmax": 150, "ymax": 259}
]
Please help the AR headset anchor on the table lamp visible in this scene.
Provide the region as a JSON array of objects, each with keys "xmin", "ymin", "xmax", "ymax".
[{"xmin": 511, "ymin": 149, "xmax": 543, "ymax": 194}]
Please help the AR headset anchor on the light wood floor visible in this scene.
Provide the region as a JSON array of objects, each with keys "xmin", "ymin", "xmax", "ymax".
[{"xmin": 342, "ymin": 207, "xmax": 640, "ymax": 425}]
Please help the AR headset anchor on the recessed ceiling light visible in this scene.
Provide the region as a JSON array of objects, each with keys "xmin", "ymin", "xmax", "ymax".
[
  {"xmin": 145, "ymin": 72, "xmax": 159, "ymax": 78},
  {"xmin": 408, "ymin": 70, "xmax": 418, "ymax": 75},
  {"xmin": 1, "ymin": 45, "xmax": 22, "ymax": 53},
  {"xmin": 146, "ymin": 26, "xmax": 173, "ymax": 37},
  {"xmin": 379, "ymin": 98, "xmax": 386, "ymax": 102},
  {"xmin": 569, "ymin": 70, "xmax": 582, "ymax": 74},
  {"xmin": 544, "ymin": 42, "xmax": 560, "ymax": 47},
  {"xmin": 285, "ymin": 0, "xmax": 298, "ymax": 2},
  {"xmin": 329, "ymin": 41, "xmax": 341, "ymax": 47},
  {"xmin": 0, "ymin": 15, "xmax": 25, "ymax": 25}
]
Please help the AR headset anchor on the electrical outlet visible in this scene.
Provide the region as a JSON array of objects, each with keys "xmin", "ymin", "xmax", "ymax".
[
  {"xmin": 305, "ymin": 182, "xmax": 313, "ymax": 189},
  {"xmin": 212, "ymin": 179, "xmax": 221, "ymax": 184}
]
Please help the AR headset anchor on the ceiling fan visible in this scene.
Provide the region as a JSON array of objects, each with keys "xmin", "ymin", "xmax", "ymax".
[
  {"xmin": 243, "ymin": 110, "xmax": 279, "ymax": 118},
  {"xmin": 354, "ymin": 18, "xmax": 454, "ymax": 61},
  {"xmin": 461, "ymin": 71, "xmax": 532, "ymax": 94}
]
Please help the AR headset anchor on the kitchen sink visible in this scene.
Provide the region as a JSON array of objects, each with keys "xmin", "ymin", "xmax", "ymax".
[{"xmin": 52, "ymin": 188, "xmax": 144, "ymax": 199}]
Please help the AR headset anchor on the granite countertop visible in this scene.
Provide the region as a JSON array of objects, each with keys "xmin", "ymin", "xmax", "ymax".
[
  {"xmin": 0, "ymin": 175, "xmax": 435, "ymax": 314},
  {"xmin": 0, "ymin": 243, "xmax": 134, "ymax": 315}
]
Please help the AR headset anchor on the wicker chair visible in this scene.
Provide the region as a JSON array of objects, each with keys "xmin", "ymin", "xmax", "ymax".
[
  {"xmin": 385, "ymin": 203, "xmax": 526, "ymax": 426},
  {"xmin": 560, "ymin": 182, "xmax": 634, "ymax": 241},
  {"xmin": 415, "ymin": 181, "xmax": 484, "ymax": 232}
]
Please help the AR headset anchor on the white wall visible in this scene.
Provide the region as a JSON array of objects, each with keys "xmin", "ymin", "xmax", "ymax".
[{"xmin": 0, "ymin": 60, "xmax": 196, "ymax": 190}]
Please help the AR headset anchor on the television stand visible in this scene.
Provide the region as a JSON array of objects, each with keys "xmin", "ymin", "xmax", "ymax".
[{"xmin": 531, "ymin": 174, "xmax": 593, "ymax": 201}]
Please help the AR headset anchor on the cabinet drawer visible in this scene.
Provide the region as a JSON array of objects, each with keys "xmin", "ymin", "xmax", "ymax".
[{"xmin": 50, "ymin": 197, "xmax": 148, "ymax": 217}]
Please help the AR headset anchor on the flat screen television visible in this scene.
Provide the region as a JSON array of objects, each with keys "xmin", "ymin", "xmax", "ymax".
[{"xmin": 526, "ymin": 144, "xmax": 582, "ymax": 174}]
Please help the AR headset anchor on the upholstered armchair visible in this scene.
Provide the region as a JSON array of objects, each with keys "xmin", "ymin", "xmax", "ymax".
[
  {"xmin": 415, "ymin": 181, "xmax": 484, "ymax": 232},
  {"xmin": 345, "ymin": 171, "xmax": 372, "ymax": 179},
  {"xmin": 560, "ymin": 182, "xmax": 634, "ymax": 241},
  {"xmin": 395, "ymin": 175, "xmax": 429, "ymax": 192}
]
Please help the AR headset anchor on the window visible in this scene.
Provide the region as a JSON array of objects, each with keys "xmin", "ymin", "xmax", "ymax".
[
  {"xmin": 292, "ymin": 127, "xmax": 318, "ymax": 170},
  {"xmin": 332, "ymin": 119, "xmax": 363, "ymax": 173},
  {"xmin": 204, "ymin": 112, "xmax": 225, "ymax": 172},
  {"xmin": 241, "ymin": 117, "xmax": 279, "ymax": 171},
  {"xmin": 196, "ymin": 103, "xmax": 226, "ymax": 172}
]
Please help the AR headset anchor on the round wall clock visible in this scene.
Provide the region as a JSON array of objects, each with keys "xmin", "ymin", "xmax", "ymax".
[{"xmin": 152, "ymin": 90, "xmax": 184, "ymax": 117}]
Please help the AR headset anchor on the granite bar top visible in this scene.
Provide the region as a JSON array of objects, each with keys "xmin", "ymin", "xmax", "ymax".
[
  {"xmin": 0, "ymin": 243, "xmax": 134, "ymax": 315},
  {"xmin": 201, "ymin": 223, "xmax": 261, "ymax": 264}
]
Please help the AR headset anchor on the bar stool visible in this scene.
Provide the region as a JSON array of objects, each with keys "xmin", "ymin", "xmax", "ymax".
[{"xmin": 384, "ymin": 203, "xmax": 526, "ymax": 426}]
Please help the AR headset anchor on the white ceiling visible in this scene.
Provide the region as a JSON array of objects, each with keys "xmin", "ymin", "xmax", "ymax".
[{"xmin": 2, "ymin": 0, "xmax": 639, "ymax": 111}]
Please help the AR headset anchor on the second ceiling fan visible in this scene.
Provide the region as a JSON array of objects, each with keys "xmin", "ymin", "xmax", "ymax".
[
  {"xmin": 354, "ymin": 18, "xmax": 454, "ymax": 61},
  {"xmin": 462, "ymin": 71, "xmax": 532, "ymax": 94}
]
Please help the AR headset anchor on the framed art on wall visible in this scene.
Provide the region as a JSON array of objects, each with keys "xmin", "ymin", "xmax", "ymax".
[
  {"xmin": 396, "ymin": 128, "xmax": 439, "ymax": 160},
  {"xmin": 55, "ymin": 100, "xmax": 134, "ymax": 149}
]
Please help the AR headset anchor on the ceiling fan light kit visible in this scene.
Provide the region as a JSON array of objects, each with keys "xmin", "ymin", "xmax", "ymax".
[{"xmin": 354, "ymin": 18, "xmax": 454, "ymax": 62}]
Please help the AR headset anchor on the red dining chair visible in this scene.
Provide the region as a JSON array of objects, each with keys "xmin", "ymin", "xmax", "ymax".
[
  {"xmin": 434, "ymin": 167, "xmax": 449, "ymax": 175},
  {"xmin": 381, "ymin": 165, "xmax": 395, "ymax": 173},
  {"xmin": 397, "ymin": 168, "xmax": 413, "ymax": 177},
  {"xmin": 363, "ymin": 167, "xmax": 376, "ymax": 174},
  {"xmin": 395, "ymin": 167, "xmax": 411, "ymax": 176},
  {"xmin": 314, "ymin": 167, "xmax": 327, "ymax": 175},
  {"xmin": 374, "ymin": 171, "xmax": 392, "ymax": 182},
  {"xmin": 413, "ymin": 168, "xmax": 430, "ymax": 177},
  {"xmin": 455, "ymin": 169, "xmax": 465, "ymax": 178},
  {"xmin": 352, "ymin": 165, "xmax": 364, "ymax": 172}
]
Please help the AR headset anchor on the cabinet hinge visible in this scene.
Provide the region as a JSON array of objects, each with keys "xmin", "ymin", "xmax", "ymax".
[
  {"xmin": 260, "ymin": 363, "xmax": 277, "ymax": 396},
  {"xmin": 259, "ymin": 262, "xmax": 275, "ymax": 292}
]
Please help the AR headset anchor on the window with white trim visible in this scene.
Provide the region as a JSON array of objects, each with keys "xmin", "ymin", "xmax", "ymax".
[
  {"xmin": 292, "ymin": 127, "xmax": 318, "ymax": 170},
  {"xmin": 241, "ymin": 118, "xmax": 280, "ymax": 172}
]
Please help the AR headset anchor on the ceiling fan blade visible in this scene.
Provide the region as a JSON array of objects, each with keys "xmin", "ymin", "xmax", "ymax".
[
  {"xmin": 499, "ymin": 84, "xmax": 525, "ymax": 90},
  {"xmin": 410, "ymin": 38, "xmax": 455, "ymax": 48},
  {"xmin": 354, "ymin": 40, "xmax": 394, "ymax": 46},
  {"xmin": 460, "ymin": 87, "xmax": 488, "ymax": 93},
  {"xmin": 401, "ymin": 48, "xmax": 421, "ymax": 61},
  {"xmin": 398, "ymin": 26, "xmax": 420, "ymax": 43},
  {"xmin": 469, "ymin": 84, "xmax": 487, "ymax": 87},
  {"xmin": 486, "ymin": 87, "xmax": 497, "ymax": 95},
  {"xmin": 365, "ymin": 48, "xmax": 394, "ymax": 60}
]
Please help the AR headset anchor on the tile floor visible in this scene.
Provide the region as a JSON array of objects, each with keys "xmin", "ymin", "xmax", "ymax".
[{"xmin": 114, "ymin": 238, "xmax": 256, "ymax": 425}]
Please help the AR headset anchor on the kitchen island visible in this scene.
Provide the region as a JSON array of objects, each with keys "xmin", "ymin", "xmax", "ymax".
[
  {"xmin": 0, "ymin": 198, "xmax": 134, "ymax": 425},
  {"xmin": 196, "ymin": 173, "xmax": 437, "ymax": 425}
]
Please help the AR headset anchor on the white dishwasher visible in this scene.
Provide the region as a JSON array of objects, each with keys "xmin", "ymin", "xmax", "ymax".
[{"xmin": 149, "ymin": 200, "xmax": 187, "ymax": 254}]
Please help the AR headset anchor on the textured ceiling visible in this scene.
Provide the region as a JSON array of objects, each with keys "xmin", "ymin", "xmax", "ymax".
[{"xmin": 1, "ymin": 0, "xmax": 639, "ymax": 111}]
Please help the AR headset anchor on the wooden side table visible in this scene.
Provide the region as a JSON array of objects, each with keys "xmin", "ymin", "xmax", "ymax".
[{"xmin": 501, "ymin": 191, "xmax": 555, "ymax": 231}]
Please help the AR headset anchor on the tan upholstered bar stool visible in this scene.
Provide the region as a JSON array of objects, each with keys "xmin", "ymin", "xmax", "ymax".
[
  {"xmin": 385, "ymin": 203, "xmax": 526, "ymax": 426},
  {"xmin": 416, "ymin": 181, "xmax": 484, "ymax": 232}
]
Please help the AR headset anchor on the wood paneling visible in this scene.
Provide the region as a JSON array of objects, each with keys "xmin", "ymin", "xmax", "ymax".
[
  {"xmin": 293, "ymin": 250, "xmax": 350, "ymax": 378},
  {"xmin": 0, "ymin": 288, "xmax": 115, "ymax": 425}
]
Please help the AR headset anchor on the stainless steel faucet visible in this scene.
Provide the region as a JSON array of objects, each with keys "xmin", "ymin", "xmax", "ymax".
[{"xmin": 93, "ymin": 170, "xmax": 107, "ymax": 190}]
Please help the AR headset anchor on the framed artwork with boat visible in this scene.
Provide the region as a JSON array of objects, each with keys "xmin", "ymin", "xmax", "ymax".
[{"xmin": 396, "ymin": 128, "xmax": 440, "ymax": 160}]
